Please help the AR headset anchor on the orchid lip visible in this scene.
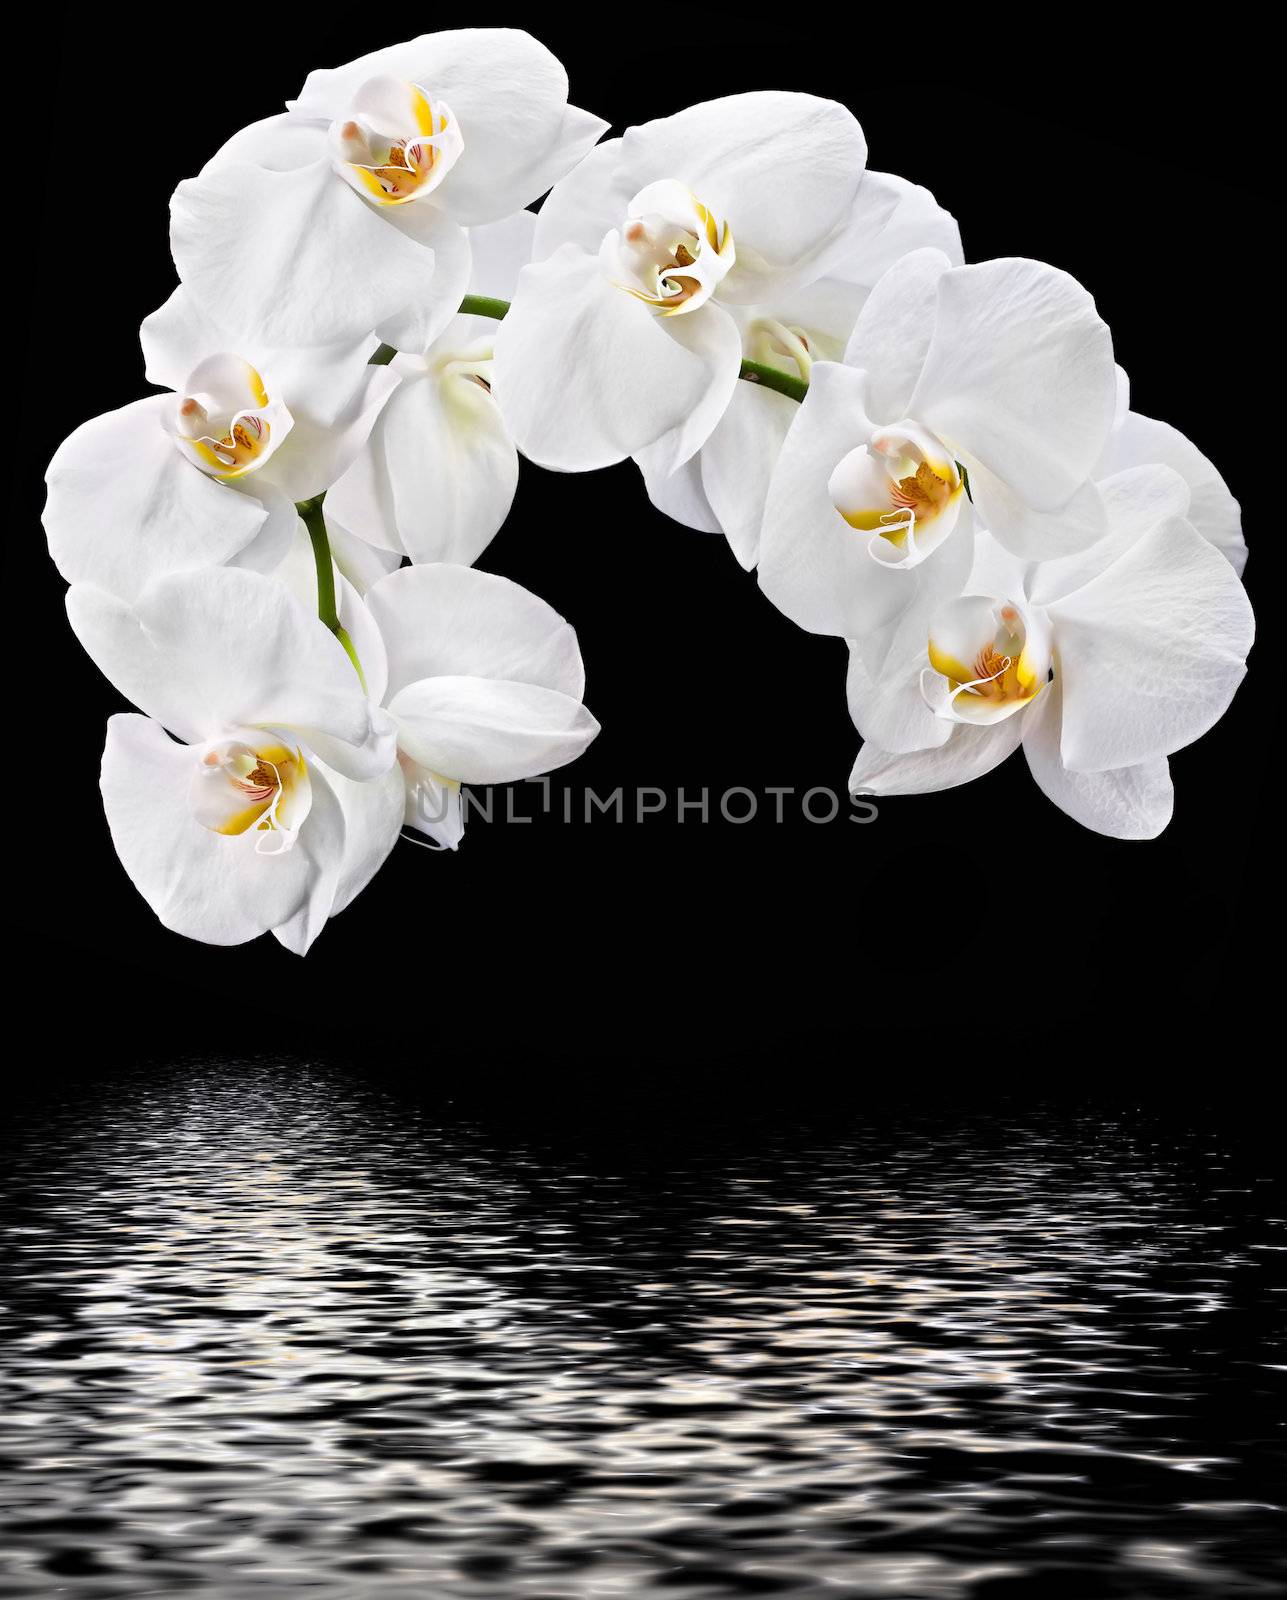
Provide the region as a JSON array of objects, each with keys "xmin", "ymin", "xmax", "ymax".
[
  {"xmin": 167, "ymin": 354, "xmax": 292, "ymax": 480},
  {"xmin": 601, "ymin": 179, "xmax": 735, "ymax": 317},
  {"xmin": 329, "ymin": 75, "xmax": 464, "ymax": 206},
  {"xmin": 829, "ymin": 420, "xmax": 964, "ymax": 570},
  {"xmin": 922, "ymin": 595, "xmax": 1052, "ymax": 725},
  {"xmin": 189, "ymin": 733, "xmax": 311, "ymax": 853}
]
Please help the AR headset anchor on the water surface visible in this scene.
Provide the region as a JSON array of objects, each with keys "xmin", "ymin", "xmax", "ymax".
[{"xmin": 3, "ymin": 1062, "xmax": 1284, "ymax": 1596}]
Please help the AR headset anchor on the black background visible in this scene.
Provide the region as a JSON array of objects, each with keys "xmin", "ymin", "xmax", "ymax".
[{"xmin": 12, "ymin": 12, "xmax": 1279, "ymax": 1086}]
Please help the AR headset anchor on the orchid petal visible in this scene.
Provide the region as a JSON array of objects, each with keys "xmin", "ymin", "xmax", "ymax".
[
  {"xmin": 911, "ymin": 258, "xmax": 1117, "ymax": 514},
  {"xmin": 373, "ymin": 209, "xmax": 473, "ymax": 354},
  {"xmin": 324, "ymin": 514, "xmax": 404, "ymax": 594},
  {"xmin": 366, "ymin": 563, "xmax": 586, "ymax": 700},
  {"xmin": 1048, "ymin": 515, "xmax": 1254, "ymax": 772},
  {"xmin": 638, "ymin": 449, "xmax": 724, "ymax": 536},
  {"xmin": 67, "ymin": 567, "xmax": 391, "ymax": 775},
  {"xmin": 466, "ymin": 208, "xmax": 538, "ymax": 299},
  {"xmin": 329, "ymin": 348, "xmax": 516, "ymax": 566},
  {"xmin": 846, "ymin": 633, "xmax": 952, "ymax": 756},
  {"xmin": 697, "ymin": 383, "xmax": 799, "ymax": 568},
  {"xmin": 270, "ymin": 527, "xmax": 391, "ymax": 708},
  {"xmin": 830, "ymin": 171, "xmax": 964, "ymax": 288},
  {"xmin": 45, "ymin": 397, "xmax": 273, "ymax": 602},
  {"xmin": 171, "ymin": 156, "xmax": 437, "ymax": 349},
  {"xmin": 847, "ymin": 717, "xmax": 1024, "ymax": 797},
  {"xmin": 139, "ymin": 287, "xmax": 380, "ymax": 426},
  {"xmin": 641, "ymin": 300, "xmax": 743, "ymax": 478},
  {"xmin": 534, "ymin": 137, "xmax": 631, "ymax": 259},
  {"xmin": 1021, "ymin": 675, "xmax": 1173, "ymax": 839},
  {"xmin": 272, "ymin": 762, "xmax": 405, "ymax": 951},
  {"xmin": 225, "ymin": 482, "xmax": 302, "ymax": 577},
  {"xmin": 1027, "ymin": 464, "xmax": 1192, "ymax": 607},
  {"xmin": 843, "ymin": 247, "xmax": 953, "ymax": 423},
  {"xmin": 493, "ymin": 246, "xmax": 740, "ymax": 471},
  {"xmin": 389, "ymin": 676, "xmax": 599, "ymax": 784},
  {"xmin": 968, "ymin": 468, "xmax": 1108, "ymax": 561},
  {"xmin": 1102, "ymin": 407, "xmax": 1245, "ymax": 575},
  {"xmin": 204, "ymin": 112, "xmax": 328, "ymax": 174},
  {"xmin": 255, "ymin": 363, "xmax": 399, "ymax": 503}
]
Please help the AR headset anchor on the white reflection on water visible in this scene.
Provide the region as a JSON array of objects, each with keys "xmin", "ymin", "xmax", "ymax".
[{"xmin": 1, "ymin": 1062, "xmax": 1285, "ymax": 1597}]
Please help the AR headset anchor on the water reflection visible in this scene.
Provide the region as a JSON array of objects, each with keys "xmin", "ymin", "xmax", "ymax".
[{"xmin": 2, "ymin": 1062, "xmax": 1284, "ymax": 1596}]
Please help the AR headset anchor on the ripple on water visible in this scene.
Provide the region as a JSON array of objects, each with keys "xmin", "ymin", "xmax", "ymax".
[{"xmin": 1, "ymin": 1064, "xmax": 1284, "ymax": 1597}]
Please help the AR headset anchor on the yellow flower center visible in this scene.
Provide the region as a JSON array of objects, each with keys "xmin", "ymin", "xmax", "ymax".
[
  {"xmin": 189, "ymin": 738, "xmax": 311, "ymax": 852},
  {"xmin": 604, "ymin": 181, "xmax": 735, "ymax": 317},
  {"xmin": 828, "ymin": 423, "xmax": 965, "ymax": 568},
  {"xmin": 169, "ymin": 355, "xmax": 291, "ymax": 481},
  {"xmin": 923, "ymin": 597, "xmax": 1051, "ymax": 725},
  {"xmin": 839, "ymin": 458, "xmax": 957, "ymax": 545},
  {"xmin": 329, "ymin": 78, "xmax": 464, "ymax": 207},
  {"xmin": 178, "ymin": 400, "xmax": 271, "ymax": 474}
]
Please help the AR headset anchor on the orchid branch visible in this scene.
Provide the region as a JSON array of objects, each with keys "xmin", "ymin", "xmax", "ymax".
[
  {"xmin": 735, "ymin": 358, "xmax": 810, "ymax": 404},
  {"xmin": 458, "ymin": 293, "xmax": 513, "ymax": 322},
  {"xmin": 296, "ymin": 493, "xmax": 367, "ymax": 691},
  {"xmin": 368, "ymin": 298, "xmax": 812, "ymax": 404}
]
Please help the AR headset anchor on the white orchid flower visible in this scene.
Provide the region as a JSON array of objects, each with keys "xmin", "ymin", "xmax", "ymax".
[
  {"xmin": 354, "ymin": 564, "xmax": 601, "ymax": 850},
  {"xmin": 845, "ymin": 471, "xmax": 1254, "ymax": 839},
  {"xmin": 757, "ymin": 248, "xmax": 1118, "ymax": 648},
  {"xmin": 326, "ymin": 211, "xmax": 536, "ymax": 568},
  {"xmin": 66, "ymin": 567, "xmax": 403, "ymax": 952},
  {"xmin": 493, "ymin": 92, "xmax": 906, "ymax": 478},
  {"xmin": 169, "ymin": 31, "xmax": 606, "ymax": 355},
  {"xmin": 44, "ymin": 292, "xmax": 397, "ymax": 603},
  {"xmin": 639, "ymin": 178, "xmax": 963, "ymax": 569}
]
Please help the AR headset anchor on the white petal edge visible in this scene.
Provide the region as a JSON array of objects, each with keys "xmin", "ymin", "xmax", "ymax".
[
  {"xmin": 847, "ymin": 715, "xmax": 1025, "ymax": 797},
  {"xmin": 389, "ymin": 676, "xmax": 599, "ymax": 784},
  {"xmin": 366, "ymin": 563, "xmax": 586, "ymax": 701},
  {"xmin": 1049, "ymin": 515, "xmax": 1254, "ymax": 773},
  {"xmin": 1021, "ymin": 676, "xmax": 1173, "ymax": 839}
]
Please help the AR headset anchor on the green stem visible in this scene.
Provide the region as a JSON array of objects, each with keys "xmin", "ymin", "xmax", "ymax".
[
  {"xmin": 736, "ymin": 357, "xmax": 810, "ymax": 404},
  {"xmin": 297, "ymin": 493, "xmax": 367, "ymax": 692},
  {"xmin": 371, "ymin": 296, "xmax": 813, "ymax": 403},
  {"xmin": 458, "ymin": 293, "xmax": 511, "ymax": 322}
]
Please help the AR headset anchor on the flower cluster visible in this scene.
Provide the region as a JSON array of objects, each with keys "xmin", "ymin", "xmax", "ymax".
[{"xmin": 44, "ymin": 29, "xmax": 1253, "ymax": 952}]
